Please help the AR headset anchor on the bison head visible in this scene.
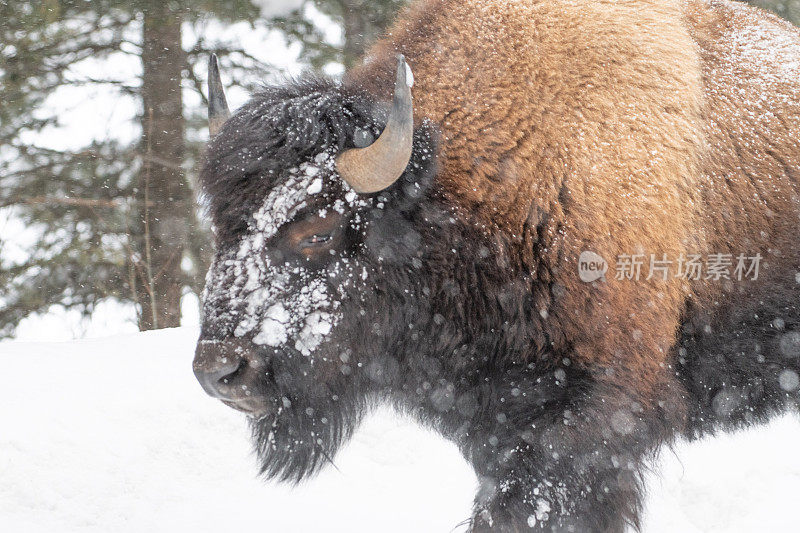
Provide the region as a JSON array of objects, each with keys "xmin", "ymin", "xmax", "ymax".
[{"xmin": 193, "ymin": 55, "xmax": 456, "ymax": 481}]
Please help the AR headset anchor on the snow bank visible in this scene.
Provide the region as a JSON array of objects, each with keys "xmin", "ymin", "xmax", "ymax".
[
  {"xmin": 1, "ymin": 328, "xmax": 798, "ymax": 532},
  {"xmin": 0, "ymin": 328, "xmax": 475, "ymax": 532}
]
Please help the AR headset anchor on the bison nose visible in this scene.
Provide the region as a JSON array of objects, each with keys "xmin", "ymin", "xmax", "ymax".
[{"xmin": 193, "ymin": 339, "xmax": 250, "ymax": 399}]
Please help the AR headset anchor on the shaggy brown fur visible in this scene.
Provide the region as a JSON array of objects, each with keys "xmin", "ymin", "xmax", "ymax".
[
  {"xmin": 687, "ymin": 0, "xmax": 800, "ymax": 305},
  {"xmin": 349, "ymin": 0, "xmax": 800, "ymax": 397}
]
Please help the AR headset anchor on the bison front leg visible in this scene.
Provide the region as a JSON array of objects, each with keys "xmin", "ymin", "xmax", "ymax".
[{"xmin": 464, "ymin": 371, "xmax": 684, "ymax": 532}]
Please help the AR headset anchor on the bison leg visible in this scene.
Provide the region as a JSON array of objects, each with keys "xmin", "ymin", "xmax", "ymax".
[{"xmin": 464, "ymin": 370, "xmax": 684, "ymax": 532}]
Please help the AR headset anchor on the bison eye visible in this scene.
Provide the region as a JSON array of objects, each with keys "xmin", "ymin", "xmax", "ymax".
[
  {"xmin": 285, "ymin": 211, "xmax": 345, "ymax": 258},
  {"xmin": 301, "ymin": 233, "xmax": 332, "ymax": 247}
]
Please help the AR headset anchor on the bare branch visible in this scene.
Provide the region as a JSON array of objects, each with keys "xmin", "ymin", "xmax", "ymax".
[{"xmin": 12, "ymin": 196, "xmax": 152, "ymax": 208}]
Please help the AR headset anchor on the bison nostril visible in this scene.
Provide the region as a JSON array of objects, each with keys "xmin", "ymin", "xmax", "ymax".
[
  {"xmin": 209, "ymin": 357, "xmax": 243, "ymax": 382},
  {"xmin": 193, "ymin": 340, "xmax": 249, "ymax": 399}
]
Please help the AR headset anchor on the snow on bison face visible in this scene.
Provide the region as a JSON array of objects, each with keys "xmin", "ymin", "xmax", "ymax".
[
  {"xmin": 215, "ymin": 155, "xmax": 366, "ymax": 356},
  {"xmin": 196, "ymin": 149, "xmax": 369, "ymax": 406},
  {"xmin": 195, "ymin": 147, "xmax": 388, "ymax": 481}
]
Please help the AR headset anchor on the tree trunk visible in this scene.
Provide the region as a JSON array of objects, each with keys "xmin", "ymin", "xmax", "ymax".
[
  {"xmin": 135, "ymin": 2, "xmax": 188, "ymax": 330},
  {"xmin": 339, "ymin": 0, "xmax": 402, "ymax": 69},
  {"xmin": 341, "ymin": 0, "xmax": 370, "ymax": 69}
]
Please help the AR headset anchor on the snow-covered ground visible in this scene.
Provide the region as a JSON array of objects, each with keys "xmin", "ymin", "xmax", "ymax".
[{"xmin": 1, "ymin": 328, "xmax": 798, "ymax": 532}]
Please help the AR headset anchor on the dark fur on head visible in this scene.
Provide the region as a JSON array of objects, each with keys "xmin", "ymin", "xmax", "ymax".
[{"xmin": 200, "ymin": 77, "xmax": 449, "ymax": 484}]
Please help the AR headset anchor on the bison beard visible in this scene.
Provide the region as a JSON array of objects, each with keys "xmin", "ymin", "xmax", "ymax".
[{"xmin": 196, "ymin": 1, "xmax": 800, "ymax": 531}]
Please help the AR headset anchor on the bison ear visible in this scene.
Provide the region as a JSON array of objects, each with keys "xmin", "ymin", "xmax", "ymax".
[{"xmin": 208, "ymin": 54, "xmax": 230, "ymax": 137}]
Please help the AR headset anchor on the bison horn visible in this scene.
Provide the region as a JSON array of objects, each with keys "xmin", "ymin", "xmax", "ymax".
[
  {"xmin": 208, "ymin": 53, "xmax": 230, "ymax": 137},
  {"xmin": 336, "ymin": 54, "xmax": 414, "ymax": 194}
]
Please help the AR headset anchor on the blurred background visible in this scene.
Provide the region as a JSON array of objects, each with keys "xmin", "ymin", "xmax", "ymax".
[{"xmin": 0, "ymin": 0, "xmax": 796, "ymax": 341}]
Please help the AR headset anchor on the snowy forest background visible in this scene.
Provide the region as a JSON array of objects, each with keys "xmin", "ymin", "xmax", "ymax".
[{"xmin": 0, "ymin": 0, "xmax": 405, "ymax": 340}]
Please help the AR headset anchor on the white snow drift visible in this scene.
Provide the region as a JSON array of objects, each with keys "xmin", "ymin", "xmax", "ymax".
[{"xmin": 1, "ymin": 327, "xmax": 799, "ymax": 532}]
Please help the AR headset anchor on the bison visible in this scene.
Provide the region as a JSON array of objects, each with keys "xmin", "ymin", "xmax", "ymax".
[{"xmin": 192, "ymin": 0, "xmax": 800, "ymax": 530}]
